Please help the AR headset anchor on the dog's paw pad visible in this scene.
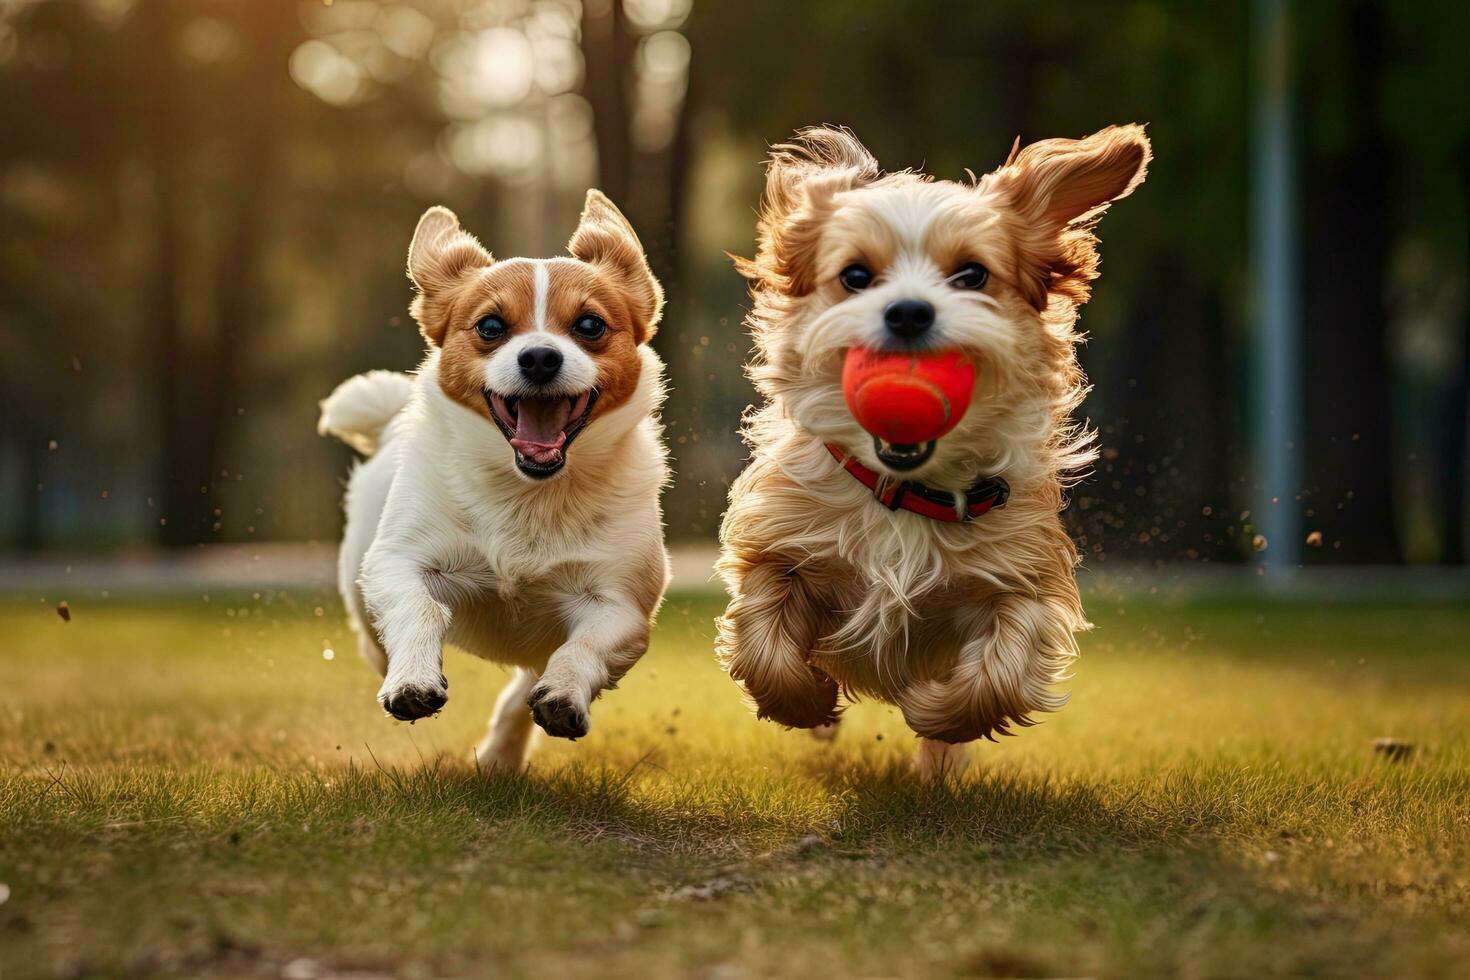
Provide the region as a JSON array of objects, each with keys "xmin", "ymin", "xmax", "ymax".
[
  {"xmin": 381, "ymin": 682, "xmax": 448, "ymax": 722},
  {"xmin": 526, "ymin": 687, "xmax": 589, "ymax": 740}
]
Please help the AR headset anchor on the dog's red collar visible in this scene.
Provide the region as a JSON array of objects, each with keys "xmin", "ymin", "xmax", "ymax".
[{"xmin": 825, "ymin": 443, "xmax": 1009, "ymax": 523}]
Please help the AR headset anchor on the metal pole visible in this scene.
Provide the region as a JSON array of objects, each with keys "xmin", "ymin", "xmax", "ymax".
[{"xmin": 1250, "ymin": 0, "xmax": 1302, "ymax": 573}]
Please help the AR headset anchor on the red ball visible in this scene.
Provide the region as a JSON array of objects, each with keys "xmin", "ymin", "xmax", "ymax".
[{"xmin": 841, "ymin": 348, "xmax": 975, "ymax": 445}]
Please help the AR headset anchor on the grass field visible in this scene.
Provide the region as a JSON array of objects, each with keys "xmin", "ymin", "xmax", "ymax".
[{"xmin": 2, "ymin": 588, "xmax": 1468, "ymax": 979}]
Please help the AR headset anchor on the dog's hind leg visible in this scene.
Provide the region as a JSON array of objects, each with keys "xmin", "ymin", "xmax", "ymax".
[
  {"xmin": 475, "ymin": 669, "xmax": 540, "ymax": 772},
  {"xmin": 914, "ymin": 738, "xmax": 970, "ymax": 782}
]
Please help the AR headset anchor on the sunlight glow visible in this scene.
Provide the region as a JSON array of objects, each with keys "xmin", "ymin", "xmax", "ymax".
[
  {"xmin": 376, "ymin": 4, "xmax": 433, "ymax": 60},
  {"xmin": 290, "ymin": 39, "xmax": 363, "ymax": 106},
  {"xmin": 469, "ymin": 27, "xmax": 536, "ymax": 107},
  {"xmin": 631, "ymin": 29, "xmax": 690, "ymax": 153},
  {"xmin": 446, "ymin": 113, "xmax": 542, "ymax": 181},
  {"xmin": 624, "ymin": 0, "xmax": 691, "ymax": 32}
]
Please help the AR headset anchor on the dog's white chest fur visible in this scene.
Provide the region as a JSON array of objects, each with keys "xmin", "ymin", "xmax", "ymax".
[{"xmin": 337, "ymin": 351, "xmax": 671, "ymax": 676}]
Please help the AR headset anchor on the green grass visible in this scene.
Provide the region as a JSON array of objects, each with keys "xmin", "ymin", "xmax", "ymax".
[{"xmin": 2, "ymin": 589, "xmax": 1468, "ymax": 978}]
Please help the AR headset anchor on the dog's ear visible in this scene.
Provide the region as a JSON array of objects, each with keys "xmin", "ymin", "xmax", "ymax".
[
  {"xmin": 568, "ymin": 189, "xmax": 663, "ymax": 344},
  {"xmin": 407, "ymin": 206, "xmax": 493, "ymax": 346},
  {"xmin": 990, "ymin": 124, "xmax": 1151, "ymax": 310},
  {"xmin": 738, "ymin": 126, "xmax": 881, "ymax": 296}
]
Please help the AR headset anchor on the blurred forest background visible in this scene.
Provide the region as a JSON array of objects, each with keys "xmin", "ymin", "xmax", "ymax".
[{"xmin": 0, "ymin": 0, "xmax": 1467, "ymax": 567}]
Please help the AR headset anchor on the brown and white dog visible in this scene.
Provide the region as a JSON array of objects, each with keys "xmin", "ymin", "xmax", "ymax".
[
  {"xmin": 716, "ymin": 126, "xmax": 1150, "ymax": 779},
  {"xmin": 319, "ymin": 191, "xmax": 671, "ymax": 770}
]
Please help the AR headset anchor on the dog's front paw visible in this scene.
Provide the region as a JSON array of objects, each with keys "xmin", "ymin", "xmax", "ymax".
[
  {"xmin": 526, "ymin": 685, "xmax": 590, "ymax": 740},
  {"xmin": 742, "ymin": 670, "xmax": 840, "ymax": 730},
  {"xmin": 379, "ymin": 675, "xmax": 448, "ymax": 721}
]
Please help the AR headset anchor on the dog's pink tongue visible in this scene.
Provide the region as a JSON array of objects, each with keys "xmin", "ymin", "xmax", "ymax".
[{"xmin": 510, "ymin": 397, "xmax": 572, "ymax": 465}]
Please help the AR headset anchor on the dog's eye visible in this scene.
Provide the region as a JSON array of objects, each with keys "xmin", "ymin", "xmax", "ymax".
[
  {"xmin": 838, "ymin": 264, "xmax": 873, "ymax": 292},
  {"xmin": 571, "ymin": 314, "xmax": 607, "ymax": 341},
  {"xmin": 475, "ymin": 314, "xmax": 508, "ymax": 341},
  {"xmin": 948, "ymin": 262, "xmax": 989, "ymax": 290}
]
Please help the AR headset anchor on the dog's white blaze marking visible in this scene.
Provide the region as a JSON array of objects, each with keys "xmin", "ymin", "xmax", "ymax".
[
  {"xmin": 890, "ymin": 249, "xmax": 940, "ymax": 285},
  {"xmin": 533, "ymin": 260, "xmax": 550, "ymax": 332},
  {"xmin": 870, "ymin": 185, "xmax": 942, "ymax": 249}
]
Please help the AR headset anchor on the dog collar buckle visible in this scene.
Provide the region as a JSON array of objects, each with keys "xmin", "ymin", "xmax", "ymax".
[{"xmin": 825, "ymin": 443, "xmax": 1008, "ymax": 524}]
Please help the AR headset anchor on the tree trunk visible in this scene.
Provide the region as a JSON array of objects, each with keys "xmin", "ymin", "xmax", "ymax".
[
  {"xmin": 581, "ymin": 0, "xmax": 633, "ymax": 206},
  {"xmin": 137, "ymin": 0, "xmax": 190, "ymax": 545},
  {"xmin": 654, "ymin": 59, "xmax": 696, "ymax": 286},
  {"xmin": 1300, "ymin": 0, "xmax": 1400, "ymax": 564},
  {"xmin": 150, "ymin": 1, "xmax": 287, "ymax": 545},
  {"xmin": 1442, "ymin": 143, "xmax": 1470, "ymax": 563},
  {"xmin": 1103, "ymin": 260, "xmax": 1235, "ymax": 562}
]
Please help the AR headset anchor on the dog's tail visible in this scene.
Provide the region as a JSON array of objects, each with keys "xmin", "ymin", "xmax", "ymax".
[{"xmin": 317, "ymin": 370, "xmax": 414, "ymax": 456}]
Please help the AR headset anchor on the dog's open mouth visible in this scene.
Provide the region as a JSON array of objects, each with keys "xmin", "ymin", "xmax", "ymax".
[
  {"xmin": 486, "ymin": 390, "xmax": 599, "ymax": 478},
  {"xmin": 873, "ymin": 437, "xmax": 936, "ymax": 472}
]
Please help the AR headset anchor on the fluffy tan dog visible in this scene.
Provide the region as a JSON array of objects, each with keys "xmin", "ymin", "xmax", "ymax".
[{"xmin": 716, "ymin": 125, "xmax": 1150, "ymax": 778}]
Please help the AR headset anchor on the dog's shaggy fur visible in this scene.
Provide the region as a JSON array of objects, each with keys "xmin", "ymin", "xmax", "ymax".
[
  {"xmin": 716, "ymin": 125, "xmax": 1150, "ymax": 778},
  {"xmin": 320, "ymin": 191, "xmax": 671, "ymax": 771}
]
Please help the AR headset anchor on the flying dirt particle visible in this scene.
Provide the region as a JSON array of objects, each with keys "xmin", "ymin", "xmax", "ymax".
[
  {"xmin": 1373, "ymin": 738, "xmax": 1413, "ymax": 762},
  {"xmin": 0, "ymin": 883, "xmax": 9, "ymax": 905},
  {"xmin": 1306, "ymin": 530, "xmax": 1323, "ymax": 547},
  {"xmin": 322, "ymin": 648, "xmax": 335, "ymax": 661},
  {"xmin": 46, "ymin": 439, "xmax": 58, "ymax": 451},
  {"xmin": 1252, "ymin": 534, "xmax": 1268, "ymax": 552},
  {"xmin": 56, "ymin": 601, "xmax": 70, "ymax": 622},
  {"xmin": 313, "ymin": 606, "xmax": 325, "ymax": 617}
]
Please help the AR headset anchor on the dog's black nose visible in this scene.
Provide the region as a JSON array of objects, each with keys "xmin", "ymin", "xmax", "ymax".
[
  {"xmin": 883, "ymin": 299, "xmax": 935, "ymax": 339},
  {"xmin": 518, "ymin": 346, "xmax": 563, "ymax": 385}
]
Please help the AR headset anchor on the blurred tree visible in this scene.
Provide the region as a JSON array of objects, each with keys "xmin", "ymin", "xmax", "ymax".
[
  {"xmin": 1297, "ymin": 0, "xmax": 1399, "ymax": 564},
  {"xmin": 581, "ymin": 0, "xmax": 633, "ymax": 205},
  {"xmin": 136, "ymin": 0, "xmax": 299, "ymax": 545},
  {"xmin": 1453, "ymin": 146, "xmax": 1470, "ymax": 562},
  {"xmin": 579, "ymin": 0, "xmax": 690, "ymax": 280}
]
